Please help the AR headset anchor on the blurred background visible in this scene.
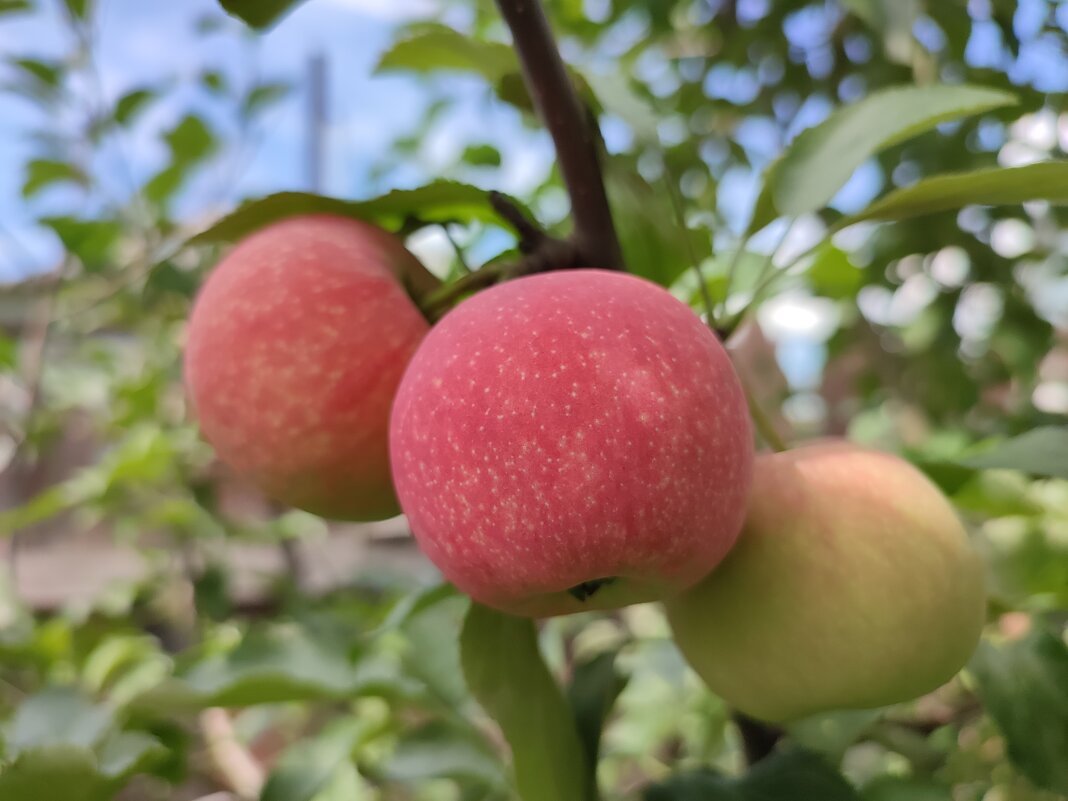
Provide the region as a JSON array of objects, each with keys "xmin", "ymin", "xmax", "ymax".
[{"xmin": 0, "ymin": 1, "xmax": 1066, "ymax": 800}]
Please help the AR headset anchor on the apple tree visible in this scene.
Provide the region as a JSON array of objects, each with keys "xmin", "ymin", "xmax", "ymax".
[{"xmin": 0, "ymin": 0, "xmax": 1067, "ymax": 800}]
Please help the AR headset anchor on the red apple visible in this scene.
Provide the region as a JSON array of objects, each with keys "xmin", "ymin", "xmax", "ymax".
[
  {"xmin": 390, "ymin": 269, "xmax": 753, "ymax": 617},
  {"xmin": 184, "ymin": 214, "xmax": 430, "ymax": 521}
]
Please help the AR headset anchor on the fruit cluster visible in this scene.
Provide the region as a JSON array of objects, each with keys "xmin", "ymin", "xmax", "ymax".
[{"xmin": 184, "ymin": 215, "xmax": 986, "ymax": 723}]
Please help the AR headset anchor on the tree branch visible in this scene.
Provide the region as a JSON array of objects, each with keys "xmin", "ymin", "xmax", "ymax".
[{"xmin": 494, "ymin": 0, "xmax": 624, "ymax": 271}]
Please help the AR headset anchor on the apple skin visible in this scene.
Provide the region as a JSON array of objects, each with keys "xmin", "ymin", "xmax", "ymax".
[
  {"xmin": 666, "ymin": 440, "xmax": 986, "ymax": 723},
  {"xmin": 389, "ymin": 269, "xmax": 754, "ymax": 618},
  {"xmin": 184, "ymin": 214, "xmax": 430, "ymax": 521}
]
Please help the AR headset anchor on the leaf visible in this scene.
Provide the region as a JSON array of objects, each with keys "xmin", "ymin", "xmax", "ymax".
[
  {"xmin": 190, "ymin": 182, "xmax": 523, "ymax": 245},
  {"xmin": 748, "ymin": 84, "xmax": 1016, "ymax": 233},
  {"xmin": 376, "ymin": 24, "xmax": 518, "ymax": 83},
  {"xmin": 114, "ymin": 88, "xmax": 155, "ymax": 125},
  {"xmin": 10, "ymin": 58, "xmax": 62, "ymax": 88},
  {"xmin": 5, "ymin": 688, "xmax": 113, "ymax": 755},
  {"xmin": 957, "ymin": 427, "xmax": 1068, "ymax": 479},
  {"xmin": 606, "ymin": 163, "xmax": 712, "ymax": 288},
  {"xmin": 22, "ymin": 160, "xmax": 86, "ymax": 198},
  {"xmin": 40, "ymin": 216, "xmax": 122, "ymax": 272},
  {"xmin": 95, "ymin": 731, "xmax": 166, "ymax": 781},
  {"xmin": 243, "ymin": 81, "xmax": 290, "ymax": 116},
  {"xmin": 0, "ymin": 335, "xmax": 16, "ymax": 370},
  {"xmin": 218, "ymin": 0, "xmax": 307, "ymax": 29},
  {"xmin": 401, "ymin": 594, "xmax": 470, "ymax": 707},
  {"xmin": 644, "ymin": 747, "xmax": 861, "ymax": 801},
  {"xmin": 0, "ymin": 1, "xmax": 33, "ymax": 16},
  {"xmin": 567, "ymin": 651, "xmax": 628, "ymax": 801},
  {"xmin": 461, "ymin": 143, "xmax": 502, "ymax": 167},
  {"xmin": 260, "ymin": 719, "xmax": 366, "ymax": 801},
  {"xmin": 163, "ymin": 114, "xmax": 215, "ymax": 165},
  {"xmin": 383, "ymin": 721, "xmax": 507, "ymax": 789},
  {"xmin": 61, "ymin": 0, "xmax": 89, "ymax": 19},
  {"xmin": 861, "ymin": 776, "xmax": 952, "ymax": 801},
  {"xmin": 840, "ymin": 162, "xmax": 1068, "ymax": 225},
  {"xmin": 368, "ymin": 582, "xmax": 458, "ymax": 638},
  {"xmin": 0, "ymin": 747, "xmax": 111, "ymax": 801},
  {"xmin": 970, "ymin": 630, "xmax": 1068, "ymax": 794},
  {"xmin": 460, "ymin": 603, "xmax": 587, "ymax": 801},
  {"xmin": 806, "ymin": 244, "xmax": 863, "ymax": 300}
]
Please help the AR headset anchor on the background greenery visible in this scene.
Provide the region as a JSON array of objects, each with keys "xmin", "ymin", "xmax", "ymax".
[{"xmin": 0, "ymin": 0, "xmax": 1066, "ymax": 799}]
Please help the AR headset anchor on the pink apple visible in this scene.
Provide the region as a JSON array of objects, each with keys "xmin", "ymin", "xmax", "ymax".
[
  {"xmin": 184, "ymin": 214, "xmax": 429, "ymax": 521},
  {"xmin": 390, "ymin": 269, "xmax": 754, "ymax": 617}
]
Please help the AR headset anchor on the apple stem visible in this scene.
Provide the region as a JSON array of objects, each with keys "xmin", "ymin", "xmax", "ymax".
[{"xmin": 493, "ymin": 0, "xmax": 625, "ymax": 272}]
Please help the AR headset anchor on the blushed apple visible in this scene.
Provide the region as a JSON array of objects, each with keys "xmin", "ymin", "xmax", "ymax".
[
  {"xmin": 184, "ymin": 214, "xmax": 430, "ymax": 521},
  {"xmin": 666, "ymin": 441, "xmax": 987, "ymax": 722},
  {"xmin": 389, "ymin": 269, "xmax": 754, "ymax": 617}
]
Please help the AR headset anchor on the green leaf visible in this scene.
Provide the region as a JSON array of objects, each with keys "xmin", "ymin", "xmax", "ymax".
[
  {"xmin": 748, "ymin": 84, "xmax": 1016, "ymax": 233},
  {"xmin": 190, "ymin": 182, "xmax": 524, "ymax": 245},
  {"xmin": 368, "ymin": 582, "xmax": 458, "ymax": 638},
  {"xmin": 606, "ymin": 163, "xmax": 712, "ymax": 288},
  {"xmin": 643, "ymin": 747, "xmax": 861, "ymax": 801},
  {"xmin": 40, "ymin": 216, "xmax": 122, "ymax": 272},
  {"xmin": 114, "ymin": 88, "xmax": 155, "ymax": 125},
  {"xmin": 806, "ymin": 244, "xmax": 863, "ymax": 300},
  {"xmin": 567, "ymin": 651, "xmax": 628, "ymax": 801},
  {"xmin": 22, "ymin": 160, "xmax": 86, "ymax": 198},
  {"xmin": 260, "ymin": 719, "xmax": 366, "ymax": 801},
  {"xmin": 10, "ymin": 58, "xmax": 62, "ymax": 88},
  {"xmin": 5, "ymin": 688, "xmax": 113, "ymax": 754},
  {"xmin": 243, "ymin": 81, "xmax": 290, "ymax": 116},
  {"xmin": 0, "ymin": 747, "xmax": 110, "ymax": 801},
  {"xmin": 0, "ymin": 1, "xmax": 33, "ymax": 16},
  {"xmin": 861, "ymin": 776, "xmax": 952, "ymax": 801},
  {"xmin": 163, "ymin": 114, "xmax": 215, "ymax": 165},
  {"xmin": 383, "ymin": 721, "xmax": 508, "ymax": 789},
  {"xmin": 460, "ymin": 603, "xmax": 587, "ymax": 801},
  {"xmin": 376, "ymin": 24, "xmax": 518, "ymax": 83},
  {"xmin": 62, "ymin": 0, "xmax": 89, "ymax": 19},
  {"xmin": 95, "ymin": 731, "xmax": 166, "ymax": 781},
  {"xmin": 970, "ymin": 630, "xmax": 1068, "ymax": 794},
  {"xmin": 461, "ymin": 143, "xmax": 502, "ymax": 167},
  {"xmin": 0, "ymin": 334, "xmax": 18, "ymax": 370},
  {"xmin": 957, "ymin": 427, "xmax": 1068, "ymax": 480},
  {"xmin": 218, "ymin": 0, "xmax": 307, "ymax": 29},
  {"xmin": 201, "ymin": 70, "xmax": 227, "ymax": 93},
  {"xmin": 840, "ymin": 162, "xmax": 1068, "ymax": 225},
  {"xmin": 401, "ymin": 594, "xmax": 470, "ymax": 707}
]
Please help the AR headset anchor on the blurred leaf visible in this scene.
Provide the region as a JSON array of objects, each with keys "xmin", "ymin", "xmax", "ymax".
[
  {"xmin": 377, "ymin": 23, "xmax": 517, "ymax": 82},
  {"xmin": 9, "ymin": 58, "xmax": 61, "ymax": 89},
  {"xmin": 402, "ymin": 594, "xmax": 470, "ymax": 707},
  {"xmin": 959, "ymin": 427, "xmax": 1068, "ymax": 479},
  {"xmin": 383, "ymin": 721, "xmax": 507, "ymax": 789},
  {"xmin": 462, "ymin": 143, "xmax": 502, "ymax": 167},
  {"xmin": 460, "ymin": 603, "xmax": 587, "ymax": 801},
  {"xmin": 61, "ymin": 0, "xmax": 89, "ymax": 19},
  {"xmin": 40, "ymin": 216, "xmax": 122, "ymax": 272},
  {"xmin": 218, "ymin": 0, "xmax": 307, "ymax": 29},
  {"xmin": 606, "ymin": 162, "xmax": 712, "ymax": 288},
  {"xmin": 201, "ymin": 70, "xmax": 227, "ymax": 93},
  {"xmin": 749, "ymin": 84, "xmax": 1016, "ymax": 233},
  {"xmin": 243, "ymin": 81, "xmax": 290, "ymax": 116},
  {"xmin": 644, "ymin": 747, "xmax": 861, "ymax": 800},
  {"xmin": 22, "ymin": 160, "xmax": 86, "ymax": 198},
  {"xmin": 861, "ymin": 776, "xmax": 951, "ymax": 801},
  {"xmin": 0, "ymin": 747, "xmax": 110, "ymax": 801},
  {"xmin": 95, "ymin": 731, "xmax": 166, "ymax": 781},
  {"xmin": 843, "ymin": 163, "xmax": 1068, "ymax": 225},
  {"xmin": 0, "ymin": 1, "xmax": 32, "ymax": 15},
  {"xmin": 114, "ymin": 88, "xmax": 155, "ymax": 125},
  {"xmin": 5, "ymin": 688, "xmax": 113, "ymax": 754},
  {"xmin": 190, "ymin": 182, "xmax": 525, "ymax": 245},
  {"xmin": 369, "ymin": 582, "xmax": 458, "ymax": 638},
  {"xmin": 970, "ymin": 630, "xmax": 1068, "ymax": 794},
  {"xmin": 582, "ymin": 71, "xmax": 659, "ymax": 143},
  {"xmin": 0, "ymin": 334, "xmax": 17, "ymax": 370},
  {"xmin": 806, "ymin": 244, "xmax": 862, "ymax": 300},
  {"xmin": 163, "ymin": 114, "xmax": 215, "ymax": 165},
  {"xmin": 261, "ymin": 719, "xmax": 366, "ymax": 801},
  {"xmin": 567, "ymin": 651, "xmax": 628, "ymax": 801}
]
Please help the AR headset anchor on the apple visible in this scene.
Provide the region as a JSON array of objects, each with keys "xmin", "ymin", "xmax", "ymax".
[
  {"xmin": 184, "ymin": 214, "xmax": 430, "ymax": 521},
  {"xmin": 389, "ymin": 269, "xmax": 753, "ymax": 617},
  {"xmin": 666, "ymin": 441, "xmax": 987, "ymax": 722}
]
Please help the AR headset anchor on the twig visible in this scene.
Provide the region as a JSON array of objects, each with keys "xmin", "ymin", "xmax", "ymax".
[
  {"xmin": 494, "ymin": 0, "xmax": 624, "ymax": 271},
  {"xmin": 488, "ymin": 191, "xmax": 551, "ymax": 253},
  {"xmin": 662, "ymin": 163, "xmax": 714, "ymax": 322},
  {"xmin": 733, "ymin": 712, "xmax": 783, "ymax": 765},
  {"xmin": 199, "ymin": 708, "xmax": 266, "ymax": 800},
  {"xmin": 740, "ymin": 370, "xmax": 788, "ymax": 453}
]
